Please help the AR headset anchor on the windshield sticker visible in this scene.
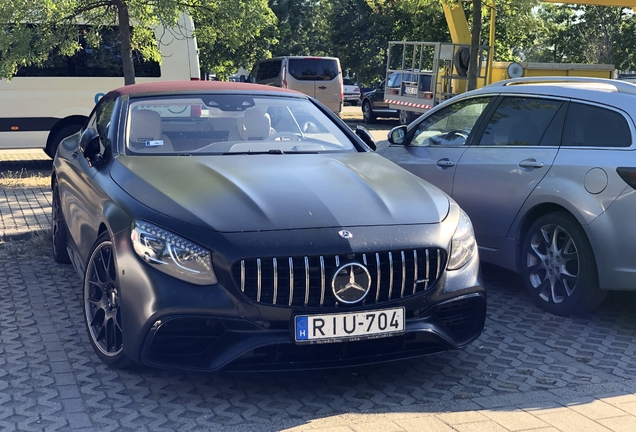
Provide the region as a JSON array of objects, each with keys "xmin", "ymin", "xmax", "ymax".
[{"xmin": 145, "ymin": 140, "xmax": 164, "ymax": 147}]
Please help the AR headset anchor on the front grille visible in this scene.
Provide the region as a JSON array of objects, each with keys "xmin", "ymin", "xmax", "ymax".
[{"xmin": 231, "ymin": 249, "xmax": 445, "ymax": 309}]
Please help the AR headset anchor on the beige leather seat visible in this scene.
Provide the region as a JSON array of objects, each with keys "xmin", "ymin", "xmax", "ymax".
[
  {"xmin": 129, "ymin": 109, "xmax": 174, "ymax": 152},
  {"xmin": 243, "ymin": 108, "xmax": 274, "ymax": 140}
]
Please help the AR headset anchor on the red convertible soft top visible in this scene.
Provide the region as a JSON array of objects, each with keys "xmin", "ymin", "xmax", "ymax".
[{"xmin": 106, "ymin": 80, "xmax": 302, "ymax": 98}]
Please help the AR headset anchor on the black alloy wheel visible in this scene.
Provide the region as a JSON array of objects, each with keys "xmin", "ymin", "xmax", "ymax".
[
  {"xmin": 83, "ymin": 232, "xmax": 132, "ymax": 368},
  {"xmin": 521, "ymin": 212, "xmax": 607, "ymax": 315},
  {"xmin": 362, "ymin": 100, "xmax": 376, "ymax": 124},
  {"xmin": 52, "ymin": 181, "xmax": 70, "ymax": 264}
]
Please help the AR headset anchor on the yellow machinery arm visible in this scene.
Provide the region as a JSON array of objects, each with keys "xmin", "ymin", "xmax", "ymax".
[{"xmin": 442, "ymin": 0, "xmax": 472, "ymax": 45}]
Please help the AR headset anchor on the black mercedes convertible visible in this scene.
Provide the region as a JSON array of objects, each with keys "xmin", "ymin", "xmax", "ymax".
[{"xmin": 51, "ymin": 81, "xmax": 486, "ymax": 371}]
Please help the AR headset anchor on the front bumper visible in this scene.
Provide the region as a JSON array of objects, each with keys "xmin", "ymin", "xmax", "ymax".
[
  {"xmin": 112, "ymin": 224, "xmax": 486, "ymax": 372},
  {"xmin": 142, "ymin": 293, "xmax": 486, "ymax": 371}
]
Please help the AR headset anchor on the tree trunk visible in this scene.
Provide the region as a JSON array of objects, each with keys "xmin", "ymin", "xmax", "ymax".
[
  {"xmin": 467, "ymin": 0, "xmax": 482, "ymax": 91},
  {"xmin": 116, "ymin": 0, "xmax": 135, "ymax": 85}
]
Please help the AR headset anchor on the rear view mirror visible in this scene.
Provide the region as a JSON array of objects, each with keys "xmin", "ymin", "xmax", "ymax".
[
  {"xmin": 388, "ymin": 126, "xmax": 407, "ymax": 145},
  {"xmin": 80, "ymin": 128, "xmax": 103, "ymax": 167},
  {"xmin": 355, "ymin": 125, "xmax": 376, "ymax": 151}
]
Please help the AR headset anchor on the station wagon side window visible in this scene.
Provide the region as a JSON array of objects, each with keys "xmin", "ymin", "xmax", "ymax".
[
  {"xmin": 410, "ymin": 97, "xmax": 491, "ymax": 147},
  {"xmin": 562, "ymin": 102, "xmax": 632, "ymax": 147},
  {"xmin": 477, "ymin": 97, "xmax": 563, "ymax": 146}
]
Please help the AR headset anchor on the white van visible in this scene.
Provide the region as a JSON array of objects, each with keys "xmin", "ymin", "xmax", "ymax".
[
  {"xmin": 0, "ymin": 15, "xmax": 200, "ymax": 157},
  {"xmin": 248, "ymin": 56, "xmax": 343, "ymax": 115}
]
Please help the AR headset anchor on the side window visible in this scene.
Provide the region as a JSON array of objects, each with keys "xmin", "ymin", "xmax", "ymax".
[
  {"xmin": 479, "ymin": 97, "xmax": 563, "ymax": 146},
  {"xmin": 562, "ymin": 102, "xmax": 632, "ymax": 147},
  {"xmin": 410, "ymin": 97, "xmax": 491, "ymax": 147},
  {"xmin": 15, "ymin": 26, "xmax": 159, "ymax": 78},
  {"xmin": 95, "ymin": 98, "xmax": 115, "ymax": 143},
  {"xmin": 387, "ymin": 73, "xmax": 401, "ymax": 88}
]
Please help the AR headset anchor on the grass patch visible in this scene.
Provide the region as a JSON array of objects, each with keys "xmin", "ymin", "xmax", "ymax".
[
  {"xmin": 0, "ymin": 230, "xmax": 52, "ymax": 259},
  {"xmin": 0, "ymin": 169, "xmax": 50, "ymax": 189}
]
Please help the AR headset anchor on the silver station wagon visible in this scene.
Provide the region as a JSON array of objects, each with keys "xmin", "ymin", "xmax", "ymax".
[{"xmin": 381, "ymin": 77, "xmax": 636, "ymax": 316}]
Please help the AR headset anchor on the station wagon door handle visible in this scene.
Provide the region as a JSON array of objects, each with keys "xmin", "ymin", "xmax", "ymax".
[
  {"xmin": 318, "ymin": 86, "xmax": 327, "ymax": 90},
  {"xmin": 436, "ymin": 158, "xmax": 456, "ymax": 168},
  {"xmin": 519, "ymin": 159, "xmax": 544, "ymax": 169}
]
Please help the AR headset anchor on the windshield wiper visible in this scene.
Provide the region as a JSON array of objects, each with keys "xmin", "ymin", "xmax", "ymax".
[{"xmin": 223, "ymin": 149, "xmax": 285, "ymax": 155}]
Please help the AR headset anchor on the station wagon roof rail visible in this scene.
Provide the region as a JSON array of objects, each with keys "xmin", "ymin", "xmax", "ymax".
[{"xmin": 486, "ymin": 76, "xmax": 636, "ymax": 95}]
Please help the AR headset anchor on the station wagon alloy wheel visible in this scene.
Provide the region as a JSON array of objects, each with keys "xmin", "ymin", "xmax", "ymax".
[
  {"xmin": 83, "ymin": 234, "xmax": 130, "ymax": 367},
  {"xmin": 521, "ymin": 212, "xmax": 606, "ymax": 316},
  {"xmin": 527, "ymin": 223, "xmax": 579, "ymax": 303}
]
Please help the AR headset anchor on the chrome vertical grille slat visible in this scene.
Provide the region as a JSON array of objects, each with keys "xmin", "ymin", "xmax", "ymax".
[
  {"xmin": 234, "ymin": 248, "xmax": 445, "ymax": 308},
  {"xmin": 436, "ymin": 250, "xmax": 441, "ymax": 279},
  {"xmin": 257, "ymin": 258, "xmax": 262, "ymax": 302},
  {"xmin": 289, "ymin": 257, "xmax": 294, "ymax": 307},
  {"xmin": 240, "ymin": 260, "xmax": 245, "ymax": 292},
  {"xmin": 425, "ymin": 249, "xmax": 430, "ymax": 291},
  {"xmin": 320, "ymin": 256, "xmax": 326, "ymax": 307},
  {"xmin": 400, "ymin": 251, "xmax": 406, "ymax": 297},
  {"xmin": 304, "ymin": 256, "xmax": 310, "ymax": 307},
  {"xmin": 375, "ymin": 253, "xmax": 381, "ymax": 302},
  {"xmin": 272, "ymin": 258, "xmax": 278, "ymax": 305},
  {"xmin": 412, "ymin": 250, "xmax": 418, "ymax": 295}
]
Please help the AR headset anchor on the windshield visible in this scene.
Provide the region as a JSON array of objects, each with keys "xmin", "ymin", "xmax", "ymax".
[{"xmin": 126, "ymin": 95, "xmax": 356, "ymax": 155}]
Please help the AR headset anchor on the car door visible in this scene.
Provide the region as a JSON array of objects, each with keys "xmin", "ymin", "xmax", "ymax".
[
  {"xmin": 381, "ymin": 96, "xmax": 494, "ymax": 196},
  {"xmin": 61, "ymin": 97, "xmax": 116, "ymax": 260},
  {"xmin": 451, "ymin": 95, "xmax": 566, "ymax": 249}
]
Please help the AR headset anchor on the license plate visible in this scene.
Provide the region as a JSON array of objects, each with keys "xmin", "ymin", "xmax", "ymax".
[{"xmin": 294, "ymin": 307, "xmax": 405, "ymax": 343}]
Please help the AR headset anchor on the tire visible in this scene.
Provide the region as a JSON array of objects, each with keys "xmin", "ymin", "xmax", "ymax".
[
  {"xmin": 52, "ymin": 181, "xmax": 70, "ymax": 264},
  {"xmin": 362, "ymin": 100, "xmax": 376, "ymax": 124},
  {"xmin": 83, "ymin": 232, "xmax": 132, "ymax": 368},
  {"xmin": 45, "ymin": 124, "xmax": 83, "ymax": 159},
  {"xmin": 399, "ymin": 110, "xmax": 411, "ymax": 125},
  {"xmin": 521, "ymin": 212, "xmax": 607, "ymax": 315}
]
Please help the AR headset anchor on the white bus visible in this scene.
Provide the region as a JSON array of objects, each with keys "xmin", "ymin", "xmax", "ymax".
[{"xmin": 0, "ymin": 15, "xmax": 200, "ymax": 157}]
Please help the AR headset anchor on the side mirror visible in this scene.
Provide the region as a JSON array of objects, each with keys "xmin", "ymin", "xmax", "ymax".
[
  {"xmin": 80, "ymin": 128, "xmax": 103, "ymax": 167},
  {"xmin": 388, "ymin": 125, "xmax": 407, "ymax": 145},
  {"xmin": 355, "ymin": 125, "xmax": 376, "ymax": 151}
]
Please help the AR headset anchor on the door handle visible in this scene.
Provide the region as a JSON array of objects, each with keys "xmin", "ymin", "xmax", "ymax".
[
  {"xmin": 518, "ymin": 159, "xmax": 544, "ymax": 169},
  {"xmin": 318, "ymin": 86, "xmax": 327, "ymax": 90},
  {"xmin": 436, "ymin": 158, "xmax": 456, "ymax": 168}
]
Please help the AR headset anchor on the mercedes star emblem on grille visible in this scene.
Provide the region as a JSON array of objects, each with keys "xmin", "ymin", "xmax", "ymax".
[
  {"xmin": 331, "ymin": 263, "xmax": 371, "ymax": 304},
  {"xmin": 338, "ymin": 230, "xmax": 353, "ymax": 239}
]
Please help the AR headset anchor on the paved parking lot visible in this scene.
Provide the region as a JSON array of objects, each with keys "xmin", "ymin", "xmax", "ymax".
[
  {"xmin": 1, "ymin": 252, "xmax": 636, "ymax": 431},
  {"xmin": 1, "ymin": 142, "xmax": 636, "ymax": 431}
]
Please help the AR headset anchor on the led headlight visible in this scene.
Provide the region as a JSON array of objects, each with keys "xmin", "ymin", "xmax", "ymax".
[
  {"xmin": 131, "ymin": 220, "xmax": 217, "ymax": 285},
  {"xmin": 447, "ymin": 210, "xmax": 477, "ymax": 270}
]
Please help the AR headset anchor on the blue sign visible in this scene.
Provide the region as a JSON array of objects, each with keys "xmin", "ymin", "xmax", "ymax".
[{"xmin": 295, "ymin": 316, "xmax": 308, "ymax": 340}]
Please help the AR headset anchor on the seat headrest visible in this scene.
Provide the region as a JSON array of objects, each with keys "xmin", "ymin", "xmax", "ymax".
[{"xmin": 130, "ymin": 110, "xmax": 162, "ymax": 147}]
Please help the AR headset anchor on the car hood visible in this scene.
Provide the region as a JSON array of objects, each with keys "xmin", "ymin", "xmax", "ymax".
[{"xmin": 111, "ymin": 153, "xmax": 449, "ymax": 233}]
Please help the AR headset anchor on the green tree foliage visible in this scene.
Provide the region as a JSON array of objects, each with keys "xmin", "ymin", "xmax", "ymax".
[
  {"xmin": 0, "ymin": 0, "xmax": 278, "ymax": 84},
  {"xmin": 269, "ymin": 0, "xmax": 333, "ymax": 57},
  {"xmin": 522, "ymin": 3, "xmax": 636, "ymax": 70},
  {"xmin": 195, "ymin": 0, "xmax": 278, "ymax": 79},
  {"xmin": 328, "ymin": 0, "xmax": 449, "ymax": 86}
]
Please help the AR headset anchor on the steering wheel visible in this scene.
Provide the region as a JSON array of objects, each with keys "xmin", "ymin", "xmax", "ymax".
[
  {"xmin": 269, "ymin": 131, "xmax": 300, "ymax": 141},
  {"xmin": 443, "ymin": 129, "xmax": 470, "ymax": 141}
]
